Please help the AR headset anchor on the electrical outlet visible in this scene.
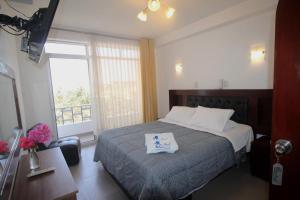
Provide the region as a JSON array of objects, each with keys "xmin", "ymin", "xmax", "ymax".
[
  {"xmin": 223, "ymin": 80, "xmax": 229, "ymax": 88},
  {"xmin": 219, "ymin": 79, "xmax": 229, "ymax": 89},
  {"xmin": 194, "ymin": 81, "xmax": 199, "ymax": 89}
]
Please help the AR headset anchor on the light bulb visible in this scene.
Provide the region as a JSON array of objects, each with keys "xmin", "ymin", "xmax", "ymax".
[
  {"xmin": 148, "ymin": 0, "xmax": 161, "ymax": 12},
  {"xmin": 175, "ymin": 63, "xmax": 183, "ymax": 75},
  {"xmin": 166, "ymin": 7, "xmax": 175, "ymax": 18},
  {"xmin": 137, "ymin": 11, "xmax": 147, "ymax": 22}
]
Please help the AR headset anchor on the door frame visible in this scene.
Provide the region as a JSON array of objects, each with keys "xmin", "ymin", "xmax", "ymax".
[
  {"xmin": 45, "ymin": 40, "xmax": 96, "ymax": 139},
  {"xmin": 46, "ymin": 55, "xmax": 59, "ymax": 140}
]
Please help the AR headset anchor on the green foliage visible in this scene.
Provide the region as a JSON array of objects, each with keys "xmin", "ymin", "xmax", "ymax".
[{"xmin": 54, "ymin": 87, "xmax": 91, "ymax": 108}]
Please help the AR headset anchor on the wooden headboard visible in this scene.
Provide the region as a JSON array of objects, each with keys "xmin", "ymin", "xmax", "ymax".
[{"xmin": 169, "ymin": 90, "xmax": 273, "ymax": 137}]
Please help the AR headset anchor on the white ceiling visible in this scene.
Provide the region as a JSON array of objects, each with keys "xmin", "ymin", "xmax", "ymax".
[{"xmin": 8, "ymin": 0, "xmax": 248, "ymax": 39}]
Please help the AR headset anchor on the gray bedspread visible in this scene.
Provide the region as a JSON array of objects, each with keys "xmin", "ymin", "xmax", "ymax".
[{"xmin": 94, "ymin": 121, "xmax": 236, "ymax": 200}]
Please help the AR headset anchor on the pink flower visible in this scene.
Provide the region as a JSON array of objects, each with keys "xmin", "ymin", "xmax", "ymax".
[
  {"xmin": 28, "ymin": 124, "xmax": 51, "ymax": 145},
  {"xmin": 19, "ymin": 137, "xmax": 36, "ymax": 149},
  {"xmin": 0, "ymin": 140, "xmax": 9, "ymax": 154}
]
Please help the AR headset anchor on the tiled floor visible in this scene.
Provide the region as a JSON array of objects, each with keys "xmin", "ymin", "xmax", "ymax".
[{"xmin": 69, "ymin": 144, "xmax": 269, "ymax": 200}]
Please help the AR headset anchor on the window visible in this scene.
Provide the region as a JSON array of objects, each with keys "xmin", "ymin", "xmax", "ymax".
[
  {"xmin": 46, "ymin": 39, "xmax": 143, "ymax": 134},
  {"xmin": 45, "ymin": 42, "xmax": 87, "ymax": 56}
]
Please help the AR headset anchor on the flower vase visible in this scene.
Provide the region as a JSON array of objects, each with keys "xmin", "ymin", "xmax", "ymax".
[{"xmin": 29, "ymin": 148, "xmax": 40, "ymax": 170}]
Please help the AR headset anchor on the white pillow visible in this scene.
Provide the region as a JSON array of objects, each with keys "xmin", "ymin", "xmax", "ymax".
[
  {"xmin": 189, "ymin": 106, "xmax": 235, "ymax": 132},
  {"xmin": 165, "ymin": 106, "xmax": 196, "ymax": 124},
  {"xmin": 224, "ymin": 120, "xmax": 239, "ymax": 131}
]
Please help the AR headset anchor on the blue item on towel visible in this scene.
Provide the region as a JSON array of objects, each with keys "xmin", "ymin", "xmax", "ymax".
[{"xmin": 145, "ymin": 132, "xmax": 178, "ymax": 154}]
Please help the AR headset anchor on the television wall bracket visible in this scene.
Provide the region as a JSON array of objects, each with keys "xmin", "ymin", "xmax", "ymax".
[{"xmin": 0, "ymin": 8, "xmax": 45, "ymax": 32}]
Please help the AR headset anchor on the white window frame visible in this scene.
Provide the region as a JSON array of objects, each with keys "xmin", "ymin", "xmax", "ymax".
[{"xmin": 46, "ymin": 40, "xmax": 89, "ymax": 60}]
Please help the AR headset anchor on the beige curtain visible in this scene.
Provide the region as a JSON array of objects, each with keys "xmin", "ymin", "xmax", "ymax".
[
  {"xmin": 92, "ymin": 38, "xmax": 143, "ymax": 130},
  {"xmin": 140, "ymin": 39, "xmax": 158, "ymax": 122}
]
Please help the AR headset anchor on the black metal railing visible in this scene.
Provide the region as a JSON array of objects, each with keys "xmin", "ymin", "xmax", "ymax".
[{"xmin": 55, "ymin": 104, "xmax": 92, "ymax": 125}]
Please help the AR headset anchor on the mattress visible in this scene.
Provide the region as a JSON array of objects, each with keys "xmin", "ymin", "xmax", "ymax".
[
  {"xmin": 94, "ymin": 121, "xmax": 237, "ymax": 200},
  {"xmin": 159, "ymin": 118, "xmax": 254, "ymax": 152}
]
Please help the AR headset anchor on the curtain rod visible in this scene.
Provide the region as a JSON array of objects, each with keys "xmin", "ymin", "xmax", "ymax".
[{"xmin": 51, "ymin": 27, "xmax": 140, "ymax": 41}]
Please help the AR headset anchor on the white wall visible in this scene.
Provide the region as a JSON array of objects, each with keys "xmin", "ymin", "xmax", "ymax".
[
  {"xmin": 17, "ymin": 51, "xmax": 57, "ymax": 137},
  {"xmin": 57, "ymin": 121, "xmax": 93, "ymax": 138},
  {"xmin": 0, "ymin": 3, "xmax": 26, "ymax": 130},
  {"xmin": 155, "ymin": 10, "xmax": 276, "ymax": 117}
]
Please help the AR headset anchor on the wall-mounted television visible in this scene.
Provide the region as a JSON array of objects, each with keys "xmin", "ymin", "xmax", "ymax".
[{"xmin": 0, "ymin": 0, "xmax": 60, "ymax": 63}]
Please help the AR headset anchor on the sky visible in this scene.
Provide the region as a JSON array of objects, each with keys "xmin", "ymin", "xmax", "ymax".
[
  {"xmin": 49, "ymin": 58, "xmax": 91, "ymax": 93},
  {"xmin": 46, "ymin": 42, "xmax": 91, "ymax": 93}
]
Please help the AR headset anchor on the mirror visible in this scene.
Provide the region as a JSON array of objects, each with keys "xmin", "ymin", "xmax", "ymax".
[{"xmin": 0, "ymin": 62, "xmax": 22, "ymax": 182}]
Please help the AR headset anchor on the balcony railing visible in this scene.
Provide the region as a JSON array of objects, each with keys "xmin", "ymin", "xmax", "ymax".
[{"xmin": 55, "ymin": 104, "xmax": 92, "ymax": 125}]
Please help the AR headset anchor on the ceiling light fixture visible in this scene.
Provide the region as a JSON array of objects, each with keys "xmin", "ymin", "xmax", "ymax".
[
  {"xmin": 148, "ymin": 0, "xmax": 161, "ymax": 12},
  {"xmin": 137, "ymin": 0, "xmax": 175, "ymax": 22},
  {"xmin": 137, "ymin": 10, "xmax": 148, "ymax": 22},
  {"xmin": 166, "ymin": 7, "xmax": 176, "ymax": 18}
]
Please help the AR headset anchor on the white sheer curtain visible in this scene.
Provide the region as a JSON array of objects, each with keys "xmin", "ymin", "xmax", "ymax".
[{"xmin": 91, "ymin": 38, "xmax": 143, "ymax": 130}]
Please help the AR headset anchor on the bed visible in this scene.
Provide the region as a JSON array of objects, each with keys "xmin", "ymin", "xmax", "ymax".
[{"xmin": 94, "ymin": 89, "xmax": 272, "ymax": 200}]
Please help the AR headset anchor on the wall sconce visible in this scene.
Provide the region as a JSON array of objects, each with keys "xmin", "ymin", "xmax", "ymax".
[
  {"xmin": 251, "ymin": 48, "xmax": 266, "ymax": 64},
  {"xmin": 175, "ymin": 63, "xmax": 183, "ymax": 75}
]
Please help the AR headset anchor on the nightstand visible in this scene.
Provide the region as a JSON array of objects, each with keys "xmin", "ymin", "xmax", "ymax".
[{"xmin": 250, "ymin": 136, "xmax": 271, "ymax": 181}]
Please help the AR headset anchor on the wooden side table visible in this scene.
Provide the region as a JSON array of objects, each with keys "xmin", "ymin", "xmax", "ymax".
[{"xmin": 12, "ymin": 148, "xmax": 78, "ymax": 200}]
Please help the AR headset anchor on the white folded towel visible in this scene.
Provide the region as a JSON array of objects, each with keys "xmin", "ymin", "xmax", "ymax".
[{"xmin": 145, "ymin": 132, "xmax": 179, "ymax": 154}]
